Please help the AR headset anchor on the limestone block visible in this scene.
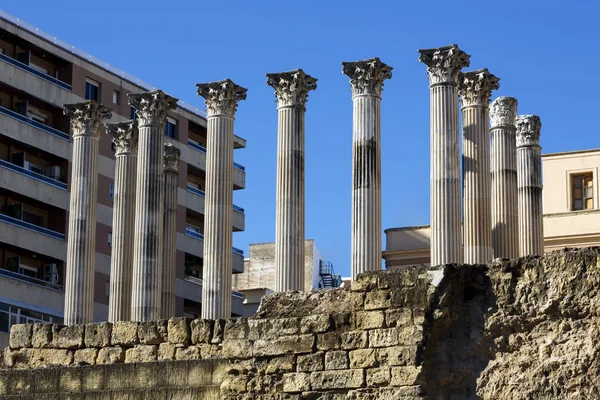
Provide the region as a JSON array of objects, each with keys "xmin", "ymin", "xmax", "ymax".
[
  {"xmin": 264, "ymin": 355, "xmax": 296, "ymax": 374},
  {"xmin": 190, "ymin": 319, "xmax": 214, "ymax": 344},
  {"xmin": 341, "ymin": 331, "xmax": 368, "ymax": 350},
  {"xmin": 9, "ymin": 324, "xmax": 32, "ymax": 349},
  {"xmin": 413, "ymin": 308, "xmax": 425, "ymax": 324},
  {"xmin": 297, "ymin": 352, "xmax": 324, "ymax": 372},
  {"xmin": 253, "ymin": 334, "xmax": 315, "ymax": 357},
  {"xmin": 310, "ymin": 369, "xmax": 365, "ymax": 390},
  {"xmin": 224, "ymin": 318, "xmax": 249, "ymax": 340},
  {"xmin": 347, "ymin": 386, "xmax": 423, "ymax": 399},
  {"xmin": 125, "ymin": 345, "xmax": 157, "ymax": 363},
  {"xmin": 111, "ymin": 321, "xmax": 139, "ymax": 346},
  {"xmin": 390, "ymin": 366, "xmax": 421, "ymax": 386},
  {"xmin": 397, "ymin": 325, "xmax": 423, "ymax": 346},
  {"xmin": 351, "ymin": 292, "xmax": 365, "ymax": 310},
  {"xmin": 73, "ymin": 348, "xmax": 98, "ymax": 365},
  {"xmin": 222, "ymin": 339, "xmax": 253, "ymax": 359},
  {"xmin": 332, "ymin": 312, "xmax": 352, "ymax": 330},
  {"xmin": 158, "ymin": 342, "xmax": 176, "ymax": 361},
  {"xmin": 376, "ymin": 346, "xmax": 418, "ymax": 367},
  {"xmin": 248, "ymin": 318, "xmax": 300, "ymax": 340},
  {"xmin": 283, "ymin": 372, "xmax": 311, "ymax": 393},
  {"xmin": 175, "ymin": 346, "xmax": 201, "ymax": 360},
  {"xmin": 325, "ymin": 350, "xmax": 349, "ymax": 370},
  {"xmin": 351, "ymin": 273, "xmax": 377, "ymax": 291},
  {"xmin": 220, "ymin": 376, "xmax": 248, "ymax": 395},
  {"xmin": 212, "ymin": 319, "xmax": 226, "ymax": 344},
  {"xmin": 385, "ymin": 308, "xmax": 412, "ymax": 328},
  {"xmin": 355, "ymin": 311, "xmax": 385, "ymax": 330},
  {"xmin": 96, "ymin": 347, "xmax": 125, "ymax": 364},
  {"xmin": 300, "ymin": 392, "xmax": 346, "ymax": 400},
  {"xmin": 138, "ymin": 321, "xmax": 166, "ymax": 345},
  {"xmin": 31, "ymin": 323, "xmax": 53, "ymax": 348},
  {"xmin": 366, "ymin": 367, "xmax": 391, "ymax": 386},
  {"xmin": 247, "ymin": 374, "xmax": 283, "ymax": 393},
  {"xmin": 301, "ymin": 314, "xmax": 332, "ymax": 334},
  {"xmin": 369, "ymin": 328, "xmax": 399, "ymax": 348},
  {"xmin": 364, "ymin": 290, "xmax": 391, "ymax": 311},
  {"xmin": 200, "ymin": 343, "xmax": 222, "ymax": 359},
  {"xmin": 317, "ymin": 332, "xmax": 341, "ymax": 350},
  {"xmin": 349, "ymin": 348, "xmax": 377, "ymax": 369},
  {"xmin": 157, "ymin": 319, "xmax": 169, "ymax": 341},
  {"xmin": 52, "ymin": 325, "xmax": 84, "ymax": 349},
  {"xmin": 84, "ymin": 322, "xmax": 112, "ymax": 348},
  {"xmin": 28, "ymin": 349, "xmax": 73, "ymax": 368},
  {"xmin": 3, "ymin": 348, "xmax": 28, "ymax": 368},
  {"xmin": 168, "ymin": 317, "xmax": 191, "ymax": 345}
]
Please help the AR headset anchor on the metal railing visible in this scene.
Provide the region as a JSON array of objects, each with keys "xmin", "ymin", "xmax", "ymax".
[
  {"xmin": 233, "ymin": 247, "xmax": 244, "ymax": 256},
  {"xmin": 0, "ymin": 213, "xmax": 65, "ymax": 240},
  {"xmin": 185, "ymin": 228, "xmax": 205, "ymax": 241},
  {"xmin": 0, "ymin": 268, "xmax": 63, "ymax": 291},
  {"xmin": 187, "ymin": 140, "xmax": 207, "ymax": 154},
  {"xmin": 233, "ymin": 162, "xmax": 246, "ymax": 171},
  {"xmin": 0, "ymin": 159, "xmax": 67, "ymax": 190},
  {"xmin": 183, "ymin": 275, "xmax": 244, "ymax": 299},
  {"xmin": 0, "ymin": 52, "xmax": 72, "ymax": 91},
  {"xmin": 0, "ymin": 106, "xmax": 70, "ymax": 141},
  {"xmin": 232, "ymin": 205, "xmax": 245, "ymax": 213},
  {"xmin": 186, "ymin": 185, "xmax": 205, "ymax": 197}
]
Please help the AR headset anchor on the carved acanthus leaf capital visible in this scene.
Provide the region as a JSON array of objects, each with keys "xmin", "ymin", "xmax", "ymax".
[
  {"xmin": 490, "ymin": 96, "xmax": 518, "ymax": 128},
  {"xmin": 106, "ymin": 120, "xmax": 139, "ymax": 155},
  {"xmin": 128, "ymin": 90, "xmax": 178, "ymax": 126},
  {"xmin": 164, "ymin": 143, "xmax": 181, "ymax": 172},
  {"xmin": 196, "ymin": 79, "xmax": 247, "ymax": 116},
  {"xmin": 418, "ymin": 44, "xmax": 471, "ymax": 86},
  {"xmin": 341, "ymin": 57, "xmax": 392, "ymax": 97},
  {"xmin": 516, "ymin": 115, "xmax": 542, "ymax": 147},
  {"xmin": 63, "ymin": 101, "xmax": 112, "ymax": 138},
  {"xmin": 266, "ymin": 69, "xmax": 317, "ymax": 107},
  {"xmin": 459, "ymin": 68, "xmax": 500, "ymax": 107}
]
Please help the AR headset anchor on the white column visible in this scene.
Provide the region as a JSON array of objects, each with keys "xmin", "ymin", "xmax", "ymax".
[
  {"xmin": 266, "ymin": 69, "xmax": 317, "ymax": 291},
  {"xmin": 128, "ymin": 90, "xmax": 178, "ymax": 322},
  {"xmin": 418, "ymin": 45, "xmax": 470, "ymax": 266},
  {"xmin": 162, "ymin": 143, "xmax": 181, "ymax": 319},
  {"xmin": 459, "ymin": 69, "xmax": 499, "ymax": 264},
  {"xmin": 516, "ymin": 115, "xmax": 544, "ymax": 256},
  {"xmin": 63, "ymin": 101, "xmax": 111, "ymax": 325},
  {"xmin": 106, "ymin": 120, "xmax": 138, "ymax": 322},
  {"xmin": 341, "ymin": 58, "xmax": 392, "ymax": 279},
  {"xmin": 490, "ymin": 96, "xmax": 519, "ymax": 259},
  {"xmin": 197, "ymin": 79, "xmax": 247, "ymax": 319}
]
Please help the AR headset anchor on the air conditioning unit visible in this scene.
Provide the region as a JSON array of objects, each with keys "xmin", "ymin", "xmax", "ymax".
[
  {"xmin": 43, "ymin": 263, "xmax": 59, "ymax": 284},
  {"xmin": 24, "ymin": 161, "xmax": 43, "ymax": 175},
  {"xmin": 44, "ymin": 166, "xmax": 61, "ymax": 181}
]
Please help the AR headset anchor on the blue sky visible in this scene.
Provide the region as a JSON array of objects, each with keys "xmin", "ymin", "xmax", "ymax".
[{"xmin": 4, "ymin": 1, "xmax": 599, "ymax": 278}]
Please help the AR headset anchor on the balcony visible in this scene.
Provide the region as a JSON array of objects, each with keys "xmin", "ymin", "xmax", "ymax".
[
  {"xmin": 0, "ymin": 105, "xmax": 69, "ymax": 141},
  {"xmin": 179, "ymin": 230, "xmax": 244, "ymax": 274},
  {"xmin": 0, "ymin": 213, "xmax": 64, "ymax": 240},
  {"xmin": 0, "ymin": 52, "xmax": 72, "ymax": 91},
  {"xmin": 0, "ymin": 159, "xmax": 66, "ymax": 190},
  {"xmin": 185, "ymin": 184, "xmax": 245, "ymax": 231},
  {"xmin": 0, "ymin": 214, "xmax": 66, "ymax": 261},
  {"xmin": 180, "ymin": 276, "xmax": 244, "ymax": 316},
  {"xmin": 0, "ymin": 268, "xmax": 62, "ymax": 291},
  {"xmin": 187, "ymin": 140, "xmax": 245, "ymax": 189}
]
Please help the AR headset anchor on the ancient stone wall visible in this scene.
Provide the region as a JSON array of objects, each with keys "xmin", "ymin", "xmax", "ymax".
[{"xmin": 1, "ymin": 248, "xmax": 599, "ymax": 399}]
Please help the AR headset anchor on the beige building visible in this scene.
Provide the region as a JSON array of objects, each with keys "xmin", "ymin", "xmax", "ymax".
[
  {"xmin": 0, "ymin": 11, "xmax": 247, "ymax": 347},
  {"xmin": 384, "ymin": 148, "xmax": 600, "ymax": 268},
  {"xmin": 233, "ymin": 240, "xmax": 341, "ymax": 317}
]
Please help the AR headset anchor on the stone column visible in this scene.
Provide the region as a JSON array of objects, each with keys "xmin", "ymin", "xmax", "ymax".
[
  {"xmin": 161, "ymin": 143, "xmax": 181, "ymax": 319},
  {"xmin": 459, "ymin": 69, "xmax": 499, "ymax": 264},
  {"xmin": 196, "ymin": 80, "xmax": 247, "ymax": 319},
  {"xmin": 106, "ymin": 120, "xmax": 138, "ymax": 322},
  {"xmin": 341, "ymin": 58, "xmax": 392, "ymax": 279},
  {"xmin": 418, "ymin": 44, "xmax": 470, "ymax": 266},
  {"xmin": 516, "ymin": 115, "xmax": 544, "ymax": 256},
  {"xmin": 63, "ymin": 101, "xmax": 111, "ymax": 325},
  {"xmin": 128, "ymin": 90, "xmax": 178, "ymax": 322},
  {"xmin": 490, "ymin": 97, "xmax": 519, "ymax": 259},
  {"xmin": 266, "ymin": 69, "xmax": 317, "ymax": 291}
]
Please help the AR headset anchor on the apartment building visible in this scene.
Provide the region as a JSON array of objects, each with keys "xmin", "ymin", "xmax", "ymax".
[
  {"xmin": 383, "ymin": 148, "xmax": 600, "ymax": 269},
  {"xmin": 0, "ymin": 10, "xmax": 246, "ymax": 347}
]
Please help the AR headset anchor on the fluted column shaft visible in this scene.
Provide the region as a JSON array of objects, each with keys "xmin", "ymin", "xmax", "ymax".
[
  {"xmin": 63, "ymin": 101, "xmax": 111, "ymax": 325},
  {"xmin": 107, "ymin": 121, "xmax": 138, "ymax": 322},
  {"xmin": 490, "ymin": 97, "xmax": 519, "ymax": 259}
]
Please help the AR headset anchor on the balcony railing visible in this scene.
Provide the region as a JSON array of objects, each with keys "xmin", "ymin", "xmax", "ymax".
[
  {"xmin": 186, "ymin": 185, "xmax": 245, "ymax": 214},
  {"xmin": 188, "ymin": 140, "xmax": 207, "ymax": 154},
  {"xmin": 0, "ymin": 159, "xmax": 67, "ymax": 190},
  {"xmin": 233, "ymin": 247, "xmax": 244, "ymax": 256},
  {"xmin": 0, "ymin": 52, "xmax": 72, "ymax": 91},
  {"xmin": 232, "ymin": 205, "xmax": 245, "ymax": 213},
  {"xmin": 0, "ymin": 106, "xmax": 70, "ymax": 141},
  {"xmin": 183, "ymin": 275, "xmax": 244, "ymax": 299},
  {"xmin": 233, "ymin": 162, "xmax": 245, "ymax": 171},
  {"xmin": 0, "ymin": 268, "xmax": 63, "ymax": 291},
  {"xmin": 185, "ymin": 228, "xmax": 204, "ymax": 241},
  {"xmin": 0, "ymin": 213, "xmax": 65, "ymax": 240}
]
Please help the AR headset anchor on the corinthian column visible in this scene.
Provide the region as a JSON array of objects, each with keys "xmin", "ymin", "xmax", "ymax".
[
  {"xmin": 162, "ymin": 143, "xmax": 181, "ymax": 319},
  {"xmin": 266, "ymin": 69, "xmax": 317, "ymax": 291},
  {"xmin": 516, "ymin": 115, "xmax": 544, "ymax": 256},
  {"xmin": 63, "ymin": 101, "xmax": 111, "ymax": 325},
  {"xmin": 490, "ymin": 97, "xmax": 519, "ymax": 259},
  {"xmin": 128, "ymin": 90, "xmax": 178, "ymax": 322},
  {"xmin": 341, "ymin": 58, "xmax": 392, "ymax": 279},
  {"xmin": 106, "ymin": 120, "xmax": 138, "ymax": 322},
  {"xmin": 418, "ymin": 44, "xmax": 470, "ymax": 266},
  {"xmin": 196, "ymin": 80, "xmax": 247, "ymax": 319},
  {"xmin": 459, "ymin": 69, "xmax": 499, "ymax": 264}
]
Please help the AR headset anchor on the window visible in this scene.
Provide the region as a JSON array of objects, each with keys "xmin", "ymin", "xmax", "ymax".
[
  {"xmin": 130, "ymin": 106, "xmax": 138, "ymax": 120},
  {"xmin": 18, "ymin": 264, "xmax": 38, "ymax": 279},
  {"xmin": 109, "ymin": 184, "xmax": 114, "ymax": 199},
  {"xmin": 0, "ymin": 302, "xmax": 62, "ymax": 333},
  {"xmin": 112, "ymin": 90, "xmax": 120, "ymax": 105},
  {"xmin": 85, "ymin": 78, "xmax": 100, "ymax": 101},
  {"xmin": 572, "ymin": 173, "xmax": 594, "ymax": 211},
  {"xmin": 165, "ymin": 117, "xmax": 177, "ymax": 139},
  {"xmin": 108, "ymin": 232, "xmax": 112, "ymax": 248}
]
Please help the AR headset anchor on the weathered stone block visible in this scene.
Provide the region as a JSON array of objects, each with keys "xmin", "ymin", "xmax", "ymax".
[
  {"xmin": 317, "ymin": 332, "xmax": 341, "ymax": 350},
  {"xmin": 351, "ymin": 292, "xmax": 365, "ymax": 310},
  {"xmin": 125, "ymin": 345, "xmax": 157, "ymax": 363},
  {"xmin": 190, "ymin": 319, "xmax": 214, "ymax": 344},
  {"xmin": 301, "ymin": 314, "xmax": 331, "ymax": 334},
  {"xmin": 351, "ymin": 273, "xmax": 377, "ymax": 291},
  {"xmin": 390, "ymin": 366, "xmax": 421, "ymax": 386},
  {"xmin": 264, "ymin": 355, "xmax": 296, "ymax": 374},
  {"xmin": 31, "ymin": 323, "xmax": 53, "ymax": 348},
  {"xmin": 397, "ymin": 325, "xmax": 423, "ymax": 346},
  {"xmin": 341, "ymin": 331, "xmax": 368, "ymax": 350},
  {"xmin": 364, "ymin": 290, "xmax": 391, "ymax": 310},
  {"xmin": 347, "ymin": 386, "xmax": 422, "ymax": 399},
  {"xmin": 324, "ymin": 350, "xmax": 348, "ymax": 370},
  {"xmin": 247, "ymin": 374, "xmax": 283, "ymax": 393},
  {"xmin": 111, "ymin": 321, "xmax": 139, "ymax": 346},
  {"xmin": 212, "ymin": 319, "xmax": 226, "ymax": 344},
  {"xmin": 224, "ymin": 318, "xmax": 249, "ymax": 340},
  {"xmin": 28, "ymin": 349, "xmax": 73, "ymax": 368},
  {"xmin": 3, "ymin": 348, "xmax": 28, "ymax": 368},
  {"xmin": 96, "ymin": 347, "xmax": 125, "ymax": 364},
  {"xmin": 355, "ymin": 311, "xmax": 385, "ymax": 330},
  {"xmin": 385, "ymin": 308, "xmax": 412, "ymax": 328},
  {"xmin": 220, "ymin": 376, "xmax": 248, "ymax": 395},
  {"xmin": 248, "ymin": 318, "xmax": 300, "ymax": 340},
  {"xmin": 200, "ymin": 343, "xmax": 221, "ymax": 359},
  {"xmin": 168, "ymin": 317, "xmax": 191, "ymax": 345},
  {"xmin": 349, "ymin": 348, "xmax": 377, "ymax": 369},
  {"xmin": 253, "ymin": 334, "xmax": 315, "ymax": 357},
  {"xmin": 52, "ymin": 325, "xmax": 84, "ymax": 349},
  {"xmin": 73, "ymin": 348, "xmax": 98, "ymax": 365},
  {"xmin": 84, "ymin": 322, "xmax": 112, "ymax": 348},
  {"xmin": 310, "ymin": 369, "xmax": 365, "ymax": 390},
  {"xmin": 366, "ymin": 367, "xmax": 391, "ymax": 386},
  {"xmin": 297, "ymin": 352, "xmax": 324, "ymax": 372},
  {"xmin": 222, "ymin": 339, "xmax": 253, "ymax": 359},
  {"xmin": 138, "ymin": 321, "xmax": 165, "ymax": 345},
  {"xmin": 376, "ymin": 346, "xmax": 417, "ymax": 367},
  {"xmin": 175, "ymin": 345, "xmax": 201, "ymax": 360},
  {"xmin": 283, "ymin": 372, "xmax": 311, "ymax": 393},
  {"xmin": 369, "ymin": 328, "xmax": 398, "ymax": 348},
  {"xmin": 158, "ymin": 342, "xmax": 176, "ymax": 361},
  {"xmin": 9, "ymin": 324, "xmax": 32, "ymax": 349}
]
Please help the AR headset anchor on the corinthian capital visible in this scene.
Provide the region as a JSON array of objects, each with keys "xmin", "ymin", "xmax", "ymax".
[
  {"xmin": 418, "ymin": 44, "xmax": 471, "ymax": 86},
  {"xmin": 459, "ymin": 68, "xmax": 500, "ymax": 107},
  {"xmin": 128, "ymin": 90, "xmax": 178, "ymax": 126},
  {"xmin": 106, "ymin": 120, "xmax": 139, "ymax": 155},
  {"xmin": 266, "ymin": 69, "xmax": 317, "ymax": 108},
  {"xmin": 196, "ymin": 79, "xmax": 247, "ymax": 116},
  {"xmin": 64, "ymin": 101, "xmax": 112, "ymax": 138},
  {"xmin": 516, "ymin": 115, "xmax": 542, "ymax": 148},
  {"xmin": 490, "ymin": 97, "xmax": 518, "ymax": 129},
  {"xmin": 341, "ymin": 57, "xmax": 392, "ymax": 97},
  {"xmin": 164, "ymin": 143, "xmax": 181, "ymax": 173}
]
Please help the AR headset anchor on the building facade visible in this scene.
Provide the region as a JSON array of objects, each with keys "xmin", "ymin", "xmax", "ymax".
[
  {"xmin": 383, "ymin": 149, "xmax": 600, "ymax": 269},
  {"xmin": 0, "ymin": 11, "xmax": 246, "ymax": 347}
]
